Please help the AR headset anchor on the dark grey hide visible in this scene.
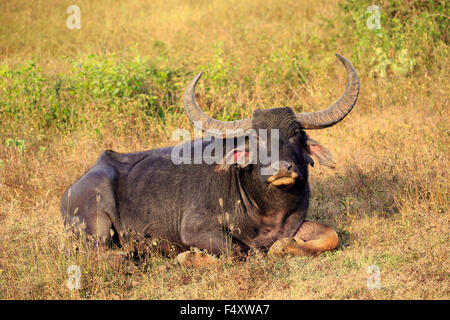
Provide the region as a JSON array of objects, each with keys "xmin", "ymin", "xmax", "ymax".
[{"xmin": 61, "ymin": 107, "xmax": 319, "ymax": 256}]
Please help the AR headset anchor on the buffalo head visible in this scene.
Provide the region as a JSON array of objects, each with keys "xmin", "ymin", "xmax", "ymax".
[{"xmin": 183, "ymin": 54, "xmax": 359, "ymax": 188}]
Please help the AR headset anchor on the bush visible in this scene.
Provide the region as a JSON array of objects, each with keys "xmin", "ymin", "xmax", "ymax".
[
  {"xmin": 337, "ymin": 0, "xmax": 448, "ymax": 77},
  {"xmin": 0, "ymin": 55, "xmax": 181, "ymax": 136}
]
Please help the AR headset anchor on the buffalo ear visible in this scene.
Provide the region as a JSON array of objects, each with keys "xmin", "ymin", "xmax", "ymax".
[
  {"xmin": 222, "ymin": 148, "xmax": 254, "ymax": 168},
  {"xmin": 215, "ymin": 147, "xmax": 255, "ymax": 172},
  {"xmin": 306, "ymin": 138, "xmax": 336, "ymax": 168}
]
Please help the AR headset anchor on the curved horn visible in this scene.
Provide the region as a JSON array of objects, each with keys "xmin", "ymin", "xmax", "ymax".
[
  {"xmin": 296, "ymin": 53, "xmax": 359, "ymax": 129},
  {"xmin": 184, "ymin": 72, "xmax": 252, "ymax": 137}
]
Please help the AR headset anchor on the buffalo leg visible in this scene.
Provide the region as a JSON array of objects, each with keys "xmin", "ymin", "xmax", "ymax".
[
  {"xmin": 61, "ymin": 165, "xmax": 125, "ymax": 247},
  {"xmin": 269, "ymin": 221, "xmax": 339, "ymax": 256},
  {"xmin": 177, "ymin": 227, "xmax": 236, "ymax": 268}
]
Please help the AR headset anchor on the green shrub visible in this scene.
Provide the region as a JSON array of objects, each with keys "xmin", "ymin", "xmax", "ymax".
[
  {"xmin": 337, "ymin": 0, "xmax": 448, "ymax": 77},
  {"xmin": 0, "ymin": 55, "xmax": 181, "ymax": 136}
]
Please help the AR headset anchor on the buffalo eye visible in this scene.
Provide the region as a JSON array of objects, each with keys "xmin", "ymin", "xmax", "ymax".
[
  {"xmin": 290, "ymin": 128, "xmax": 304, "ymax": 140},
  {"xmin": 291, "ymin": 128, "xmax": 302, "ymax": 138}
]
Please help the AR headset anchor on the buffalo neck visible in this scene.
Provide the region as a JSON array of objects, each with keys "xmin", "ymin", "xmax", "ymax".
[{"xmin": 232, "ymin": 165, "xmax": 309, "ymax": 222}]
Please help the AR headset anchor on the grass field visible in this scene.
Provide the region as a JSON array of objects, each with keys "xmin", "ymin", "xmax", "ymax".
[{"xmin": 0, "ymin": 0, "xmax": 448, "ymax": 299}]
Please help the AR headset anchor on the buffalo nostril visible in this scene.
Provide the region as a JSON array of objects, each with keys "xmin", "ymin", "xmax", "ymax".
[{"xmin": 268, "ymin": 161, "xmax": 294, "ymax": 175}]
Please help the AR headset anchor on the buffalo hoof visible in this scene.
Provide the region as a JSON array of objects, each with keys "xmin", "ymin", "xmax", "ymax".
[
  {"xmin": 268, "ymin": 237, "xmax": 315, "ymax": 256},
  {"xmin": 176, "ymin": 247, "xmax": 218, "ymax": 268},
  {"xmin": 269, "ymin": 221, "xmax": 339, "ymax": 256}
]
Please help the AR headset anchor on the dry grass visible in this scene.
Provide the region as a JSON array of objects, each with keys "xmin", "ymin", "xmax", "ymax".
[{"xmin": 0, "ymin": 0, "xmax": 448, "ymax": 299}]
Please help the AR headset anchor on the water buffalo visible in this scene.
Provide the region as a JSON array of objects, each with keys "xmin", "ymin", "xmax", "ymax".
[{"xmin": 61, "ymin": 53, "xmax": 359, "ymax": 267}]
